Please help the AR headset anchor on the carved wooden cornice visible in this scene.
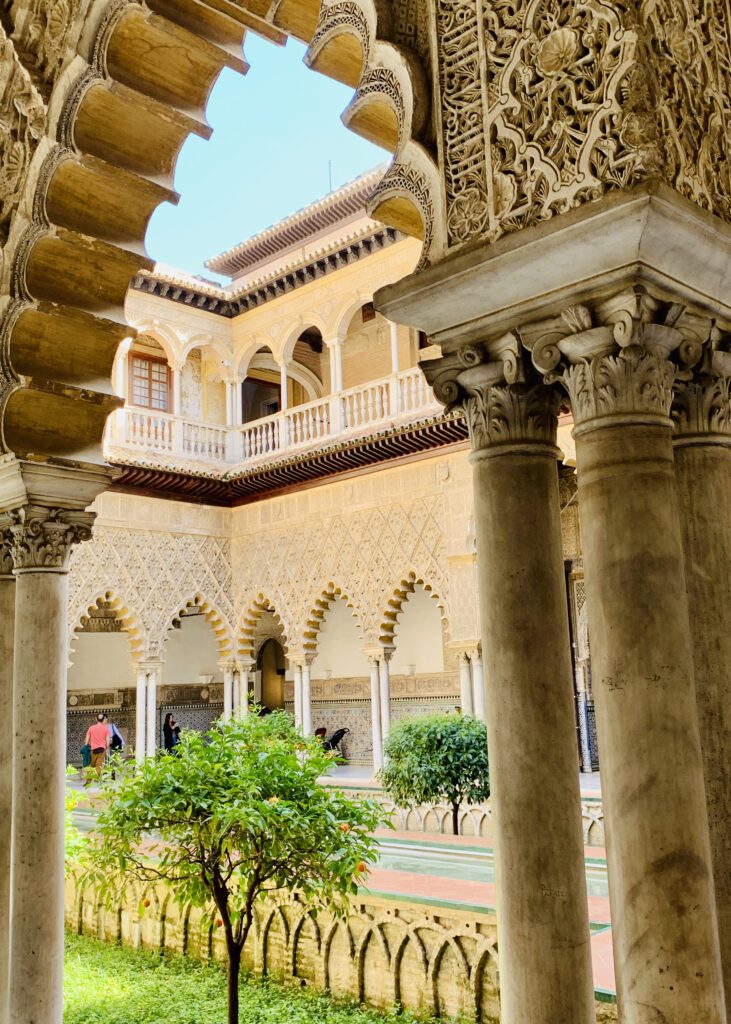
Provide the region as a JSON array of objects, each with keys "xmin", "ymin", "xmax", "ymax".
[{"xmin": 131, "ymin": 227, "xmax": 403, "ymax": 318}]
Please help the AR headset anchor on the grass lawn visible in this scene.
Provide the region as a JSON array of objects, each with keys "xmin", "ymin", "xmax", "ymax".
[{"xmin": 64, "ymin": 932, "xmax": 437, "ymax": 1024}]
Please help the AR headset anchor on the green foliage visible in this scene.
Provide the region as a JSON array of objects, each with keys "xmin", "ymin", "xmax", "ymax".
[
  {"xmin": 79, "ymin": 712, "xmax": 388, "ymax": 1023},
  {"xmin": 64, "ymin": 931, "xmax": 438, "ymax": 1024},
  {"xmin": 65, "ymin": 773, "xmax": 87, "ymax": 871},
  {"xmin": 378, "ymin": 714, "xmax": 489, "ymax": 835}
]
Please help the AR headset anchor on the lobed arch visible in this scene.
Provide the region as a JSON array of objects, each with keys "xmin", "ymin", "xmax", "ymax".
[
  {"xmin": 379, "ymin": 571, "xmax": 450, "ymax": 646},
  {"xmin": 164, "ymin": 593, "xmax": 234, "ymax": 660},
  {"xmin": 69, "ymin": 588, "xmax": 147, "ymax": 662},
  {"xmin": 301, "ymin": 583, "xmax": 366, "ymax": 655},
  {"xmin": 0, "ymin": 0, "xmax": 438, "ymax": 467},
  {"xmin": 237, "ymin": 595, "xmax": 289, "ymax": 662}
]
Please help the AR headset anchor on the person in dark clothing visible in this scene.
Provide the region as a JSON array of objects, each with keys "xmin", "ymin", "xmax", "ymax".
[{"xmin": 162, "ymin": 713, "xmax": 181, "ymax": 753}]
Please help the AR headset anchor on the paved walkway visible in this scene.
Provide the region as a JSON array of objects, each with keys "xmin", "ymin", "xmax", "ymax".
[{"xmin": 362, "ymin": 828, "xmax": 615, "ymax": 999}]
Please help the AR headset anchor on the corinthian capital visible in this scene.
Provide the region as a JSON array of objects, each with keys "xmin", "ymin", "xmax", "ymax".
[
  {"xmin": 564, "ymin": 348, "xmax": 677, "ymax": 427},
  {"xmin": 8, "ymin": 505, "xmax": 95, "ymax": 572},
  {"xmin": 463, "ymin": 379, "xmax": 562, "ymax": 452},
  {"xmin": 673, "ymin": 356, "xmax": 731, "ymax": 442},
  {"xmin": 0, "ymin": 532, "xmax": 13, "ymax": 578}
]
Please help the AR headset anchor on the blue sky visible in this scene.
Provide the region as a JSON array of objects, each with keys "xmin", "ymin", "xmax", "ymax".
[{"xmin": 145, "ymin": 34, "xmax": 387, "ymax": 282}]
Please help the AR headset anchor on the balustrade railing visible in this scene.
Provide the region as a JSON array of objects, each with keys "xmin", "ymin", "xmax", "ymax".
[{"xmin": 106, "ymin": 366, "xmax": 443, "ymax": 471}]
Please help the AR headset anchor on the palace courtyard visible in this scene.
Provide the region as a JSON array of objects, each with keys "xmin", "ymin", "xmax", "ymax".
[{"xmin": 3, "ymin": 3, "xmax": 731, "ymax": 1024}]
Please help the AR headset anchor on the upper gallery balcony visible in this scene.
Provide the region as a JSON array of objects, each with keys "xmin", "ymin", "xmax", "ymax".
[{"xmin": 104, "ymin": 361, "xmax": 444, "ymax": 474}]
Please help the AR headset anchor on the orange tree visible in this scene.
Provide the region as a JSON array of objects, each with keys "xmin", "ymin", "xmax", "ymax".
[
  {"xmin": 379, "ymin": 713, "xmax": 489, "ymax": 835},
  {"xmin": 82, "ymin": 712, "xmax": 386, "ymax": 1024}
]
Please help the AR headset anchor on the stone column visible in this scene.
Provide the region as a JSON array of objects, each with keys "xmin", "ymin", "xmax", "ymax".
[
  {"xmin": 564, "ymin": 341, "xmax": 725, "ymax": 1022},
  {"xmin": 368, "ymin": 656, "xmax": 383, "ymax": 771},
  {"xmin": 0, "ymin": 535, "xmax": 14, "ymax": 1024},
  {"xmin": 7, "ymin": 506, "xmax": 94, "ymax": 1024},
  {"xmin": 293, "ymin": 662, "xmax": 303, "ymax": 729},
  {"xmin": 238, "ymin": 662, "xmax": 252, "ymax": 716},
  {"xmin": 470, "ymin": 649, "xmax": 486, "ymax": 722},
  {"xmin": 451, "ymin": 369, "xmax": 595, "ymax": 1024},
  {"xmin": 301, "ymin": 656, "xmax": 313, "ymax": 735},
  {"xmin": 135, "ymin": 666, "xmax": 147, "ymax": 764},
  {"xmin": 222, "ymin": 663, "xmax": 234, "ymax": 721},
  {"xmin": 389, "ymin": 321, "xmax": 400, "ymax": 375},
  {"xmin": 232, "ymin": 669, "xmax": 240, "ymax": 716},
  {"xmin": 145, "ymin": 663, "xmax": 160, "ymax": 757},
  {"xmin": 673, "ymin": 363, "xmax": 731, "ymax": 1009},
  {"xmin": 457, "ymin": 651, "xmax": 474, "ymax": 715},
  {"xmin": 378, "ymin": 649, "xmax": 392, "ymax": 744},
  {"xmin": 279, "ymin": 362, "xmax": 289, "ymax": 412},
  {"xmin": 326, "ymin": 338, "xmax": 344, "ymax": 393}
]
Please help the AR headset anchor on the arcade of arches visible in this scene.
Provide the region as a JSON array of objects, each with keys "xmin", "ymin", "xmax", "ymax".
[{"xmin": 4, "ymin": 3, "xmax": 731, "ymax": 1024}]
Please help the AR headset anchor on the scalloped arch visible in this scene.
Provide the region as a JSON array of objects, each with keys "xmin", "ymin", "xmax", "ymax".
[
  {"xmin": 302, "ymin": 583, "xmax": 366, "ymax": 653},
  {"xmin": 379, "ymin": 571, "xmax": 450, "ymax": 646},
  {"xmin": 237, "ymin": 594, "xmax": 290, "ymax": 661},
  {"xmin": 164, "ymin": 592, "xmax": 234, "ymax": 659},
  {"xmin": 70, "ymin": 587, "xmax": 147, "ymax": 661}
]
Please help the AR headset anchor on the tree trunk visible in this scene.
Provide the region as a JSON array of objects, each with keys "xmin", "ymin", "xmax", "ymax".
[
  {"xmin": 452, "ymin": 801, "xmax": 460, "ymax": 836},
  {"xmin": 226, "ymin": 941, "xmax": 241, "ymax": 1024}
]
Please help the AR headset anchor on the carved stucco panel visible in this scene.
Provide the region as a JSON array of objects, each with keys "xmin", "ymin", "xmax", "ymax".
[
  {"xmin": 68, "ymin": 526, "xmax": 234, "ymax": 657},
  {"xmin": 233, "ymin": 492, "xmax": 452, "ymax": 650}
]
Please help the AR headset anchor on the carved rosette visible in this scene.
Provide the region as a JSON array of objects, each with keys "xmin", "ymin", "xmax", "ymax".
[
  {"xmin": 463, "ymin": 382, "xmax": 562, "ymax": 452},
  {"xmin": 9, "ymin": 506, "xmax": 94, "ymax": 572},
  {"xmin": 564, "ymin": 348, "xmax": 677, "ymax": 427}
]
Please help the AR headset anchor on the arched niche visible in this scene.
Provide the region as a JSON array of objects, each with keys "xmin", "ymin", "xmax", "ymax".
[
  {"xmin": 391, "ymin": 583, "xmax": 445, "ymax": 675},
  {"xmin": 258, "ymin": 637, "xmax": 286, "ymax": 711},
  {"xmin": 310, "ymin": 597, "xmax": 369, "ymax": 679},
  {"xmin": 340, "ymin": 303, "xmax": 392, "ymax": 391}
]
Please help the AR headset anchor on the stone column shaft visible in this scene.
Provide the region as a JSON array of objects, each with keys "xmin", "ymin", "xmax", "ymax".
[
  {"xmin": 135, "ymin": 667, "xmax": 147, "ymax": 764},
  {"xmin": 457, "ymin": 652, "xmax": 474, "ymax": 715},
  {"xmin": 567, "ymin": 350, "xmax": 725, "ymax": 1023},
  {"xmin": 378, "ymin": 655, "xmax": 391, "ymax": 743},
  {"xmin": 674, "ymin": 373, "xmax": 731, "ymax": 1010},
  {"xmin": 293, "ymin": 663, "xmax": 303, "ymax": 729},
  {"xmin": 369, "ymin": 659, "xmax": 383, "ymax": 771},
  {"xmin": 9, "ymin": 569, "xmax": 67, "ymax": 1024},
  {"xmin": 0, "ymin": 543, "xmax": 14, "ymax": 1024},
  {"xmin": 145, "ymin": 667, "xmax": 158, "ymax": 757},
  {"xmin": 471, "ymin": 654, "xmax": 486, "ymax": 722},
  {"xmin": 301, "ymin": 660, "xmax": 312, "ymax": 735},
  {"xmin": 222, "ymin": 665, "xmax": 234, "ymax": 721},
  {"xmin": 466, "ymin": 380, "xmax": 595, "ymax": 1024}
]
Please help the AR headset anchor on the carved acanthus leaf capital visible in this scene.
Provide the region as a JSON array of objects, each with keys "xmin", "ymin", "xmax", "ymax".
[
  {"xmin": 0, "ymin": 531, "xmax": 13, "ymax": 578},
  {"xmin": 563, "ymin": 348, "xmax": 677, "ymax": 427},
  {"xmin": 8, "ymin": 505, "xmax": 95, "ymax": 571},
  {"xmin": 463, "ymin": 380, "xmax": 562, "ymax": 453}
]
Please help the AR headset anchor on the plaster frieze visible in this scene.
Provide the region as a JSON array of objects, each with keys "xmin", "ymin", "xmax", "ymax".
[{"xmin": 8, "ymin": 505, "xmax": 94, "ymax": 572}]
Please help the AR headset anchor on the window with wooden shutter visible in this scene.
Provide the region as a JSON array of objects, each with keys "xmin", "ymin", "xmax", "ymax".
[{"xmin": 129, "ymin": 353, "xmax": 171, "ymax": 411}]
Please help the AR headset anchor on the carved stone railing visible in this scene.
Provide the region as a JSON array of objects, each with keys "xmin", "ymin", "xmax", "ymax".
[{"xmin": 104, "ymin": 367, "xmax": 443, "ymax": 472}]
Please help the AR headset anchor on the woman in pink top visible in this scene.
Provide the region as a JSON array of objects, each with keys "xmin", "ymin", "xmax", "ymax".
[{"xmin": 84, "ymin": 713, "xmax": 110, "ymax": 780}]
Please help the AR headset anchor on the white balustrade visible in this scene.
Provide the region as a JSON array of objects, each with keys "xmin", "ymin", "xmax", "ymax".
[
  {"xmin": 123, "ymin": 409, "xmax": 174, "ymax": 451},
  {"xmin": 340, "ymin": 380, "xmax": 391, "ymax": 431},
  {"xmin": 183, "ymin": 422, "xmax": 227, "ymax": 460},
  {"xmin": 397, "ymin": 367, "xmax": 440, "ymax": 417},
  {"xmin": 107, "ymin": 368, "xmax": 443, "ymax": 470},
  {"xmin": 240, "ymin": 413, "xmax": 281, "ymax": 460}
]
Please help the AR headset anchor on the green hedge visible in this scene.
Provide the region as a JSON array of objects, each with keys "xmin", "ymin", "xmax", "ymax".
[{"xmin": 64, "ymin": 932, "xmax": 440, "ymax": 1024}]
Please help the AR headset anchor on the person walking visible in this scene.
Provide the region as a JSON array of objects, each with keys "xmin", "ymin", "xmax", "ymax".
[
  {"xmin": 84, "ymin": 713, "xmax": 110, "ymax": 782},
  {"xmin": 162, "ymin": 712, "xmax": 181, "ymax": 753}
]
